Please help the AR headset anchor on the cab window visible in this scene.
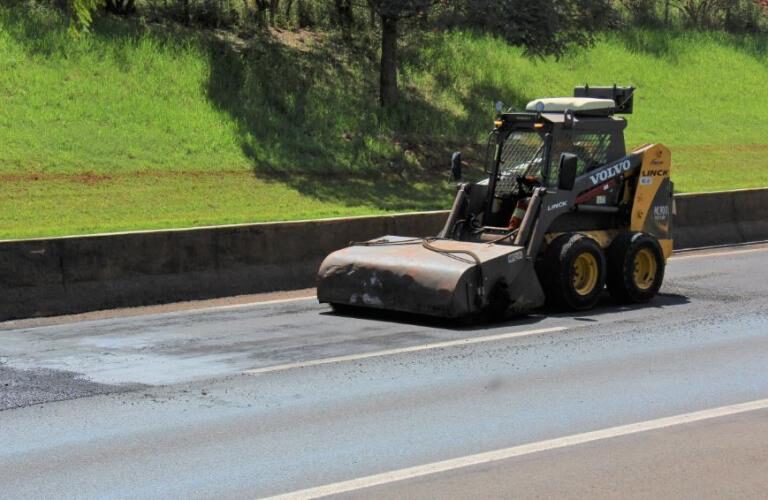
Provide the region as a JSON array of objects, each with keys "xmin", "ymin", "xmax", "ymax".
[{"xmin": 548, "ymin": 132, "xmax": 614, "ymax": 186}]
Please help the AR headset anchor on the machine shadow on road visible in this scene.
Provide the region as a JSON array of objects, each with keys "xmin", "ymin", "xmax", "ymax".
[
  {"xmin": 539, "ymin": 292, "xmax": 691, "ymax": 321},
  {"xmin": 321, "ymin": 292, "xmax": 691, "ymax": 332}
]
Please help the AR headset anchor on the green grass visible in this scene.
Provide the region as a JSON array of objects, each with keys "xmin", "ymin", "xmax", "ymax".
[
  {"xmin": 2, "ymin": 6, "xmax": 768, "ymax": 239},
  {"xmin": 3, "ymin": 172, "xmax": 448, "ymax": 238}
]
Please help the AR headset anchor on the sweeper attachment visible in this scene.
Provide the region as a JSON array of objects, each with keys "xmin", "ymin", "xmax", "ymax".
[{"xmin": 317, "ymin": 86, "xmax": 674, "ymax": 320}]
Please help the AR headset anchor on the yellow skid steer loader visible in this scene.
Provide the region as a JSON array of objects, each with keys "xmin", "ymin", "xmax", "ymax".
[{"xmin": 317, "ymin": 86, "xmax": 673, "ymax": 320}]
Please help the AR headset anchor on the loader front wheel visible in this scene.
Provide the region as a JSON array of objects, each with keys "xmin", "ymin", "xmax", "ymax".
[
  {"xmin": 607, "ymin": 233, "xmax": 665, "ymax": 304},
  {"xmin": 544, "ymin": 234, "xmax": 606, "ymax": 311}
]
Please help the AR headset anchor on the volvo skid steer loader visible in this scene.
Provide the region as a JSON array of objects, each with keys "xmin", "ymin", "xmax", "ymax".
[{"xmin": 317, "ymin": 86, "xmax": 674, "ymax": 320}]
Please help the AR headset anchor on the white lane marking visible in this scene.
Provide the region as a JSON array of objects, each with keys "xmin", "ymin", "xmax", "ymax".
[
  {"xmin": 0, "ymin": 295, "xmax": 319, "ymax": 331},
  {"xmin": 674, "ymin": 239, "xmax": 768, "ymax": 253},
  {"xmin": 264, "ymin": 397, "xmax": 768, "ymax": 500},
  {"xmin": 671, "ymin": 246, "xmax": 768, "ymax": 260},
  {"xmin": 244, "ymin": 326, "xmax": 568, "ymax": 375},
  {"xmin": 181, "ymin": 296, "xmax": 316, "ymax": 315}
]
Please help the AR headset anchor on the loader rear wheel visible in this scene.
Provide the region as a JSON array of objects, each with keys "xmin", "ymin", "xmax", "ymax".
[
  {"xmin": 607, "ymin": 233, "xmax": 665, "ymax": 304},
  {"xmin": 543, "ymin": 234, "xmax": 606, "ymax": 311}
]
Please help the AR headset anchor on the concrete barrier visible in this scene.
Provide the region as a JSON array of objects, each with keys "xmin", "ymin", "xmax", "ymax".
[
  {"xmin": 2, "ymin": 188, "xmax": 767, "ymax": 321},
  {"xmin": 0, "ymin": 212, "xmax": 447, "ymax": 321},
  {"xmin": 674, "ymin": 188, "xmax": 768, "ymax": 249}
]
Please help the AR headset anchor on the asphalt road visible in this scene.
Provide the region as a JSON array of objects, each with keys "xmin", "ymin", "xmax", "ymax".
[{"xmin": 1, "ymin": 243, "xmax": 767, "ymax": 499}]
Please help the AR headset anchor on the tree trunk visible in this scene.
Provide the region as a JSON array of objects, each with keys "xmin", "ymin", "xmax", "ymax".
[
  {"xmin": 255, "ymin": 0, "xmax": 269, "ymax": 26},
  {"xmin": 270, "ymin": 0, "xmax": 279, "ymax": 25},
  {"xmin": 367, "ymin": 0, "xmax": 376, "ymax": 28},
  {"xmin": 181, "ymin": 0, "xmax": 191, "ymax": 25},
  {"xmin": 334, "ymin": 0, "xmax": 353, "ymax": 37},
  {"xmin": 379, "ymin": 14, "xmax": 398, "ymax": 107}
]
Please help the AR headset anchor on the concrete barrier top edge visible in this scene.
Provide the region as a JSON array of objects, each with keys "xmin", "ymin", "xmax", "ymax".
[
  {"xmin": 674, "ymin": 187, "xmax": 768, "ymax": 198},
  {"xmin": 0, "ymin": 210, "xmax": 452, "ymax": 245},
  {"xmin": 2, "ymin": 187, "xmax": 766, "ymax": 245}
]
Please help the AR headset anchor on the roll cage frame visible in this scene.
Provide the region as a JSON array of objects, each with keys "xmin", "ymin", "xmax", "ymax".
[{"xmin": 485, "ymin": 111, "xmax": 628, "ymax": 221}]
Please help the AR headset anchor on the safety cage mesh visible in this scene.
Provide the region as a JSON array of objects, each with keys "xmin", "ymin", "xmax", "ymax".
[{"xmin": 495, "ymin": 132, "xmax": 545, "ymax": 196}]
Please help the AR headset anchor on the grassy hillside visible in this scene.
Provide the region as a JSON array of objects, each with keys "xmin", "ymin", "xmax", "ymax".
[{"xmin": 2, "ymin": 6, "xmax": 768, "ymax": 239}]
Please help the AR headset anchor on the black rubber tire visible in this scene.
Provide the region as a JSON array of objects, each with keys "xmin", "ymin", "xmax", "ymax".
[
  {"xmin": 606, "ymin": 233, "xmax": 665, "ymax": 304},
  {"xmin": 542, "ymin": 233, "xmax": 606, "ymax": 311}
]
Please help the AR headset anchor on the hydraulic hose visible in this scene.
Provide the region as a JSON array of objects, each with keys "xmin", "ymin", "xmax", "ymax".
[{"xmin": 421, "ymin": 237, "xmax": 485, "ymax": 303}]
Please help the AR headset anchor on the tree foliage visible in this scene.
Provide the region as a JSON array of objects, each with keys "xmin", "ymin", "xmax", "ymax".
[
  {"xmin": 69, "ymin": 0, "xmax": 104, "ymax": 32},
  {"xmin": 449, "ymin": 0, "xmax": 616, "ymax": 58},
  {"xmin": 47, "ymin": 0, "xmax": 768, "ymax": 110},
  {"xmin": 368, "ymin": 0, "xmax": 435, "ymax": 19},
  {"xmin": 619, "ymin": 0, "xmax": 663, "ymax": 25},
  {"xmin": 674, "ymin": 0, "xmax": 726, "ymax": 28},
  {"xmin": 617, "ymin": 0, "xmax": 767, "ymax": 29}
]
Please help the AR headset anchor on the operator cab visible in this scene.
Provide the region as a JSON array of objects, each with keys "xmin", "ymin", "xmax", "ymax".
[{"xmin": 474, "ymin": 86, "xmax": 633, "ymax": 231}]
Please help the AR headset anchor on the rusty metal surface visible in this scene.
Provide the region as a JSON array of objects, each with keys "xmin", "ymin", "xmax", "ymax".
[{"xmin": 317, "ymin": 236, "xmax": 530, "ymax": 318}]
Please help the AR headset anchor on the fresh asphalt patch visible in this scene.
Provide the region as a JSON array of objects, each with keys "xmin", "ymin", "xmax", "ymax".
[{"xmin": 0, "ymin": 362, "xmax": 142, "ymax": 411}]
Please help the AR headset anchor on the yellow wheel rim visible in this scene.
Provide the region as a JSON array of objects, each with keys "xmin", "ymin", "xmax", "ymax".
[
  {"xmin": 572, "ymin": 252, "xmax": 599, "ymax": 296},
  {"xmin": 633, "ymin": 248, "xmax": 657, "ymax": 291}
]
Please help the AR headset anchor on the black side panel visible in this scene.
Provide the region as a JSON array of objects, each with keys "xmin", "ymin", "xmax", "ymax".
[{"xmin": 548, "ymin": 212, "xmax": 624, "ymax": 233}]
